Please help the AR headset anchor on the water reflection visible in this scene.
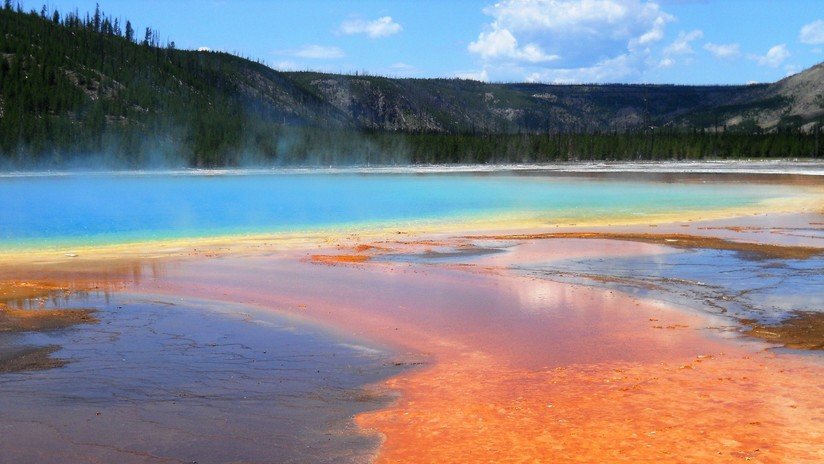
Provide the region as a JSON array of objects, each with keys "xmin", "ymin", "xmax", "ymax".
[
  {"xmin": 0, "ymin": 291, "xmax": 399, "ymax": 464},
  {"xmin": 517, "ymin": 247, "xmax": 824, "ymax": 325}
]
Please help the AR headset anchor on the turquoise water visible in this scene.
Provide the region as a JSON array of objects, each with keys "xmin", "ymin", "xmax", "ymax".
[{"xmin": 0, "ymin": 171, "xmax": 788, "ymax": 249}]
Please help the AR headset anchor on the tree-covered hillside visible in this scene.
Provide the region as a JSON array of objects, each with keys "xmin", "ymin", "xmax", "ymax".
[
  {"xmin": 0, "ymin": 4, "xmax": 821, "ymax": 167},
  {"xmin": 0, "ymin": 3, "xmax": 363, "ymax": 166}
]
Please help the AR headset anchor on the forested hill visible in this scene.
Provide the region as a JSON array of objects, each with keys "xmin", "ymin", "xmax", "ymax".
[{"xmin": 1, "ymin": 4, "xmax": 822, "ymax": 167}]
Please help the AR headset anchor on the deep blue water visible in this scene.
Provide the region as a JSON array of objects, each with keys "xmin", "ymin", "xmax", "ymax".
[{"xmin": 0, "ymin": 172, "xmax": 786, "ymax": 248}]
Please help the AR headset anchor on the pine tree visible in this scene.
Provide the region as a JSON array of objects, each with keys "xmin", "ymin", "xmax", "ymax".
[{"xmin": 93, "ymin": 3, "xmax": 101, "ymax": 32}]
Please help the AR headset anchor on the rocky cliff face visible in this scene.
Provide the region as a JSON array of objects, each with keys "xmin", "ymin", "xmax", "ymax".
[{"xmin": 759, "ymin": 62, "xmax": 824, "ymax": 129}]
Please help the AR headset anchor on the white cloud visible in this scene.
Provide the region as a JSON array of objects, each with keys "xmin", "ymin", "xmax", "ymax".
[
  {"xmin": 294, "ymin": 45, "xmax": 345, "ymax": 59},
  {"xmin": 703, "ymin": 42, "xmax": 741, "ymax": 60},
  {"xmin": 658, "ymin": 57, "xmax": 675, "ymax": 68},
  {"xmin": 467, "ymin": 0, "xmax": 675, "ymax": 83},
  {"xmin": 468, "ymin": 27, "xmax": 559, "ymax": 63},
  {"xmin": 197, "ymin": 46, "xmax": 212, "ymax": 52},
  {"xmin": 454, "ymin": 68, "xmax": 490, "ymax": 82},
  {"xmin": 784, "ymin": 64, "xmax": 801, "ymax": 76},
  {"xmin": 340, "ymin": 16, "xmax": 402, "ymax": 38},
  {"xmin": 524, "ymin": 53, "xmax": 642, "ymax": 84},
  {"xmin": 273, "ymin": 60, "xmax": 303, "ymax": 71},
  {"xmin": 799, "ymin": 19, "xmax": 824, "ymax": 45},
  {"xmin": 480, "ymin": 0, "xmax": 671, "ymax": 35},
  {"xmin": 663, "ymin": 29, "xmax": 703, "ymax": 56},
  {"xmin": 632, "ymin": 15, "xmax": 669, "ymax": 48},
  {"xmin": 752, "ymin": 44, "xmax": 790, "ymax": 68}
]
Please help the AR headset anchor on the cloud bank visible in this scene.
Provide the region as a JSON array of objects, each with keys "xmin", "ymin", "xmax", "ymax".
[{"xmin": 466, "ymin": 0, "xmax": 675, "ymax": 83}]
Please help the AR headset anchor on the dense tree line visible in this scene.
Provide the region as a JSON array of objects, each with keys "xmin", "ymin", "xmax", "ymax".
[
  {"xmin": 400, "ymin": 129, "xmax": 820, "ymax": 163},
  {"xmin": 0, "ymin": 2, "xmax": 292, "ymax": 167},
  {"xmin": 0, "ymin": 4, "xmax": 820, "ymax": 168}
]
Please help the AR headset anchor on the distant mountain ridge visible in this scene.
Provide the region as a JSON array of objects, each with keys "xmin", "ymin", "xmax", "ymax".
[{"xmin": 0, "ymin": 5, "xmax": 821, "ymax": 166}]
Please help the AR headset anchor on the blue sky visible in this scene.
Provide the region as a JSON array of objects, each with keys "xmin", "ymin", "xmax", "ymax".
[{"xmin": 27, "ymin": 0, "xmax": 824, "ymax": 84}]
